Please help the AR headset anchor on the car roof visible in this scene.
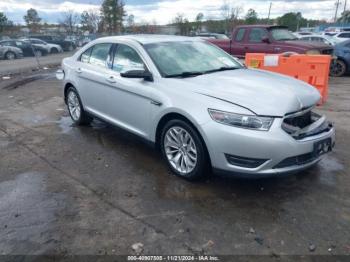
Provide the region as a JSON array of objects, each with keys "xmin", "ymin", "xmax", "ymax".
[{"xmin": 96, "ymin": 34, "xmax": 202, "ymax": 44}]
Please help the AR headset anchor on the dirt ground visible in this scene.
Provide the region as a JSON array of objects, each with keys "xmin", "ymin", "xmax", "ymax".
[{"xmin": 0, "ymin": 69, "xmax": 349, "ymax": 259}]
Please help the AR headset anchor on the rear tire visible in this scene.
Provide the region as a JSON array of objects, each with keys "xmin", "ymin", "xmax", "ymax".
[
  {"xmin": 330, "ymin": 59, "xmax": 347, "ymax": 77},
  {"xmin": 66, "ymin": 87, "xmax": 92, "ymax": 125},
  {"xmin": 160, "ymin": 119, "xmax": 210, "ymax": 181},
  {"xmin": 5, "ymin": 51, "xmax": 16, "ymax": 60}
]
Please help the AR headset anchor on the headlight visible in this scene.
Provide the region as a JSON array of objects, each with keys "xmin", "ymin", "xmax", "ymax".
[
  {"xmin": 208, "ymin": 109, "xmax": 274, "ymax": 131},
  {"xmin": 306, "ymin": 49, "xmax": 321, "ymax": 55}
]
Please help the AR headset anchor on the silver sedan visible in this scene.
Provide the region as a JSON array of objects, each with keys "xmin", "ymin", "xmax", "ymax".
[{"xmin": 58, "ymin": 35, "xmax": 335, "ymax": 180}]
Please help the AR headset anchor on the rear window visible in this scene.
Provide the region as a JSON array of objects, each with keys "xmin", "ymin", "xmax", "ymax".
[
  {"xmin": 235, "ymin": 28, "xmax": 246, "ymax": 42},
  {"xmin": 80, "ymin": 47, "xmax": 93, "ymax": 63},
  {"xmin": 249, "ymin": 28, "xmax": 268, "ymax": 42}
]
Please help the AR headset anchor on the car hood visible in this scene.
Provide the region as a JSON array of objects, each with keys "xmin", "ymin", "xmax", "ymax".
[{"xmin": 180, "ymin": 69, "xmax": 320, "ymax": 116}]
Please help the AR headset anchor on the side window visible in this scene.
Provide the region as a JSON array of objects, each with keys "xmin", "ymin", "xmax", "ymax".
[
  {"xmin": 2, "ymin": 41, "xmax": 12, "ymax": 46},
  {"xmin": 89, "ymin": 43, "xmax": 112, "ymax": 68},
  {"xmin": 235, "ymin": 28, "xmax": 246, "ymax": 42},
  {"xmin": 249, "ymin": 28, "xmax": 268, "ymax": 43},
  {"xmin": 339, "ymin": 33, "xmax": 350, "ymax": 38},
  {"xmin": 112, "ymin": 44, "xmax": 145, "ymax": 73},
  {"xmin": 80, "ymin": 47, "xmax": 93, "ymax": 63},
  {"xmin": 16, "ymin": 41, "xmax": 24, "ymax": 47}
]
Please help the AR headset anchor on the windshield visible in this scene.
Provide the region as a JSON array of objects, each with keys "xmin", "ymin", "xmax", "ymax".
[
  {"xmin": 270, "ymin": 28, "xmax": 298, "ymax": 41},
  {"xmin": 144, "ymin": 41, "xmax": 242, "ymax": 77}
]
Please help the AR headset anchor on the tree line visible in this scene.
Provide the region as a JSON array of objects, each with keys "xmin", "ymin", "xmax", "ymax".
[
  {"xmin": 0, "ymin": 0, "xmax": 126, "ymax": 35},
  {"xmin": 1, "ymin": 0, "xmax": 350, "ymax": 36}
]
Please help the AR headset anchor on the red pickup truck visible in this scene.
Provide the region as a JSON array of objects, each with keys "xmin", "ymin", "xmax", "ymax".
[{"xmin": 208, "ymin": 25, "xmax": 333, "ymax": 58}]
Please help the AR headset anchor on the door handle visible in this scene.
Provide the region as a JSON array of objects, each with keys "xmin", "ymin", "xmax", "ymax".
[
  {"xmin": 76, "ymin": 68, "xmax": 83, "ymax": 74},
  {"xmin": 106, "ymin": 76, "xmax": 116, "ymax": 83},
  {"xmin": 274, "ymin": 47, "xmax": 281, "ymax": 51}
]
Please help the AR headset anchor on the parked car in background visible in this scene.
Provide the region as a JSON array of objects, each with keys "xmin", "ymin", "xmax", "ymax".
[
  {"xmin": 24, "ymin": 38, "xmax": 63, "ymax": 54},
  {"xmin": 31, "ymin": 35, "xmax": 76, "ymax": 52},
  {"xmin": 298, "ymin": 35, "xmax": 337, "ymax": 46},
  {"xmin": 195, "ymin": 33, "xmax": 229, "ymax": 39},
  {"xmin": 331, "ymin": 32, "xmax": 350, "ymax": 43},
  {"xmin": 0, "ymin": 39, "xmax": 48, "ymax": 57},
  {"xmin": 208, "ymin": 25, "xmax": 333, "ymax": 58},
  {"xmin": 330, "ymin": 40, "xmax": 350, "ymax": 77},
  {"xmin": 293, "ymin": 31, "xmax": 313, "ymax": 38},
  {"xmin": 58, "ymin": 35, "xmax": 335, "ymax": 180},
  {"xmin": 0, "ymin": 45, "xmax": 23, "ymax": 60},
  {"xmin": 66, "ymin": 35, "xmax": 83, "ymax": 47}
]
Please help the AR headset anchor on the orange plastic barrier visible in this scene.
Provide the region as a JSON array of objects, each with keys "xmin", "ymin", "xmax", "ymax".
[{"xmin": 245, "ymin": 53, "xmax": 331, "ymax": 105}]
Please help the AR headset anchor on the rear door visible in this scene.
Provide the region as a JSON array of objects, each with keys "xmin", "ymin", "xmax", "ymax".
[{"xmin": 75, "ymin": 43, "xmax": 114, "ymax": 117}]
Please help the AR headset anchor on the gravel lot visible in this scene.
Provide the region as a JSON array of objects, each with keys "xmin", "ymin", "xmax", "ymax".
[{"xmin": 0, "ymin": 67, "xmax": 349, "ymax": 258}]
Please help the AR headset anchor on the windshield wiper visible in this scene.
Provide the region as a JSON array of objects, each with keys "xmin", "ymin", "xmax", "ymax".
[
  {"xmin": 204, "ymin": 66, "xmax": 239, "ymax": 74},
  {"xmin": 164, "ymin": 71, "xmax": 204, "ymax": 78}
]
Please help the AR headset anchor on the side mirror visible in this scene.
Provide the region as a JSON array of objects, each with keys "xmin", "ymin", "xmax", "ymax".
[
  {"xmin": 262, "ymin": 37, "xmax": 270, "ymax": 44},
  {"xmin": 120, "ymin": 70, "xmax": 154, "ymax": 82}
]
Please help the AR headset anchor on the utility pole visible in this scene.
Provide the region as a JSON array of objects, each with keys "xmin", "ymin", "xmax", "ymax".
[
  {"xmin": 334, "ymin": 0, "xmax": 341, "ymax": 22},
  {"xmin": 344, "ymin": 0, "xmax": 347, "ymax": 12},
  {"xmin": 267, "ymin": 2, "xmax": 272, "ymax": 21}
]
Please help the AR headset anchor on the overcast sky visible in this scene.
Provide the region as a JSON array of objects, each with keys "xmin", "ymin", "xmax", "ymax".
[{"xmin": 0, "ymin": 0, "xmax": 344, "ymax": 25}]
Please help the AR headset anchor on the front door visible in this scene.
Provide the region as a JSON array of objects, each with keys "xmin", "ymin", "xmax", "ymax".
[{"xmin": 244, "ymin": 28, "xmax": 273, "ymax": 54}]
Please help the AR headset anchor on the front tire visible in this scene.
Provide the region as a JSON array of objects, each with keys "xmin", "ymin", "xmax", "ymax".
[
  {"xmin": 160, "ymin": 119, "xmax": 210, "ymax": 180},
  {"xmin": 66, "ymin": 87, "xmax": 92, "ymax": 125},
  {"xmin": 330, "ymin": 59, "xmax": 347, "ymax": 77},
  {"xmin": 51, "ymin": 48, "xmax": 58, "ymax": 54}
]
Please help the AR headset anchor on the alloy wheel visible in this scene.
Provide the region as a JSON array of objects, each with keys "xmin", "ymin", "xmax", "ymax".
[
  {"xmin": 67, "ymin": 91, "xmax": 81, "ymax": 121},
  {"xmin": 164, "ymin": 126, "xmax": 197, "ymax": 175},
  {"xmin": 330, "ymin": 60, "xmax": 346, "ymax": 77}
]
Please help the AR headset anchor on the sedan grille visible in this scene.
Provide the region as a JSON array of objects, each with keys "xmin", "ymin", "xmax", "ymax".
[{"xmin": 282, "ymin": 108, "xmax": 333, "ymax": 140}]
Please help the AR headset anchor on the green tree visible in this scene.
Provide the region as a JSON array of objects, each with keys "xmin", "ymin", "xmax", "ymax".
[
  {"xmin": 100, "ymin": 0, "xmax": 126, "ymax": 34},
  {"xmin": 245, "ymin": 9, "xmax": 258, "ymax": 24},
  {"xmin": 24, "ymin": 8, "xmax": 42, "ymax": 32},
  {"xmin": 0, "ymin": 12, "xmax": 9, "ymax": 33},
  {"xmin": 277, "ymin": 12, "xmax": 307, "ymax": 31}
]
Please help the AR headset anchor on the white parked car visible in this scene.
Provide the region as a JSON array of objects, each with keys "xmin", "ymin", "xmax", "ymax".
[
  {"xmin": 57, "ymin": 35, "xmax": 335, "ymax": 180},
  {"xmin": 24, "ymin": 38, "xmax": 63, "ymax": 54},
  {"xmin": 331, "ymin": 32, "xmax": 350, "ymax": 43},
  {"xmin": 298, "ymin": 35, "xmax": 337, "ymax": 46}
]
